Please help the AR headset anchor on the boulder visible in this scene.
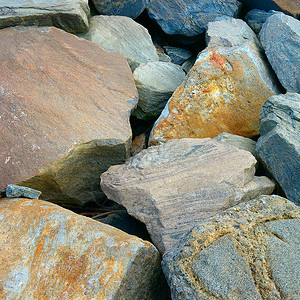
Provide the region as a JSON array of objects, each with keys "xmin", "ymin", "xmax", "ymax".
[
  {"xmin": 259, "ymin": 13, "xmax": 300, "ymax": 93},
  {"xmin": 256, "ymin": 93, "xmax": 300, "ymax": 205},
  {"xmin": 162, "ymin": 195, "xmax": 300, "ymax": 300},
  {"xmin": 0, "ymin": 26, "xmax": 138, "ymax": 207},
  {"xmin": 163, "ymin": 47, "xmax": 193, "ymax": 65},
  {"xmin": 101, "ymin": 138, "xmax": 275, "ymax": 253},
  {"xmin": 0, "ymin": 198, "xmax": 168, "ymax": 299},
  {"xmin": 149, "ymin": 43, "xmax": 281, "ymax": 145},
  {"xmin": 0, "ymin": 0, "xmax": 89, "ymax": 33}
]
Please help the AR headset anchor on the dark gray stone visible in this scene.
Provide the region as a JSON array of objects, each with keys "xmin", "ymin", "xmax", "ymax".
[
  {"xmin": 6, "ymin": 184, "xmax": 41, "ymax": 199},
  {"xmin": 163, "ymin": 47, "xmax": 192, "ymax": 65}
]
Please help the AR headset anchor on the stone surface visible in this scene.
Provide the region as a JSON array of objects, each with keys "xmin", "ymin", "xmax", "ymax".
[
  {"xmin": 0, "ymin": 26, "xmax": 138, "ymax": 207},
  {"xmin": 80, "ymin": 15, "xmax": 158, "ymax": 71},
  {"xmin": 162, "ymin": 195, "xmax": 300, "ymax": 300},
  {"xmin": 259, "ymin": 13, "xmax": 300, "ymax": 93},
  {"xmin": 149, "ymin": 43, "xmax": 281, "ymax": 145},
  {"xmin": 256, "ymin": 93, "xmax": 300, "ymax": 205},
  {"xmin": 6, "ymin": 184, "xmax": 41, "ymax": 199},
  {"xmin": 147, "ymin": 0, "xmax": 242, "ymax": 37},
  {"xmin": 132, "ymin": 62, "xmax": 186, "ymax": 120},
  {"xmin": 0, "ymin": 198, "xmax": 168, "ymax": 299},
  {"xmin": 163, "ymin": 47, "xmax": 193, "ymax": 65},
  {"xmin": 101, "ymin": 138, "xmax": 275, "ymax": 253},
  {"xmin": 130, "ymin": 133, "xmax": 147, "ymax": 157},
  {"xmin": 0, "ymin": 0, "xmax": 90, "ymax": 33}
]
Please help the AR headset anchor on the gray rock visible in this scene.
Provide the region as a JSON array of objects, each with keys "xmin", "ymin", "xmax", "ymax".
[
  {"xmin": 6, "ymin": 184, "xmax": 41, "ymax": 199},
  {"xmin": 163, "ymin": 47, "xmax": 192, "ymax": 65},
  {"xmin": 259, "ymin": 13, "xmax": 300, "ymax": 92},
  {"xmin": 181, "ymin": 56, "xmax": 196, "ymax": 74},
  {"xmin": 256, "ymin": 93, "xmax": 300, "ymax": 205}
]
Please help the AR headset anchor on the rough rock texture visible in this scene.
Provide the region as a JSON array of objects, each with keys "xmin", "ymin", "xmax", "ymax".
[
  {"xmin": 162, "ymin": 195, "xmax": 300, "ymax": 300},
  {"xmin": 149, "ymin": 44, "xmax": 281, "ymax": 145},
  {"xmin": 0, "ymin": 198, "xmax": 168, "ymax": 299},
  {"xmin": 80, "ymin": 15, "xmax": 158, "ymax": 71},
  {"xmin": 0, "ymin": 0, "xmax": 90, "ymax": 33},
  {"xmin": 132, "ymin": 62, "xmax": 186, "ymax": 120},
  {"xmin": 147, "ymin": 0, "xmax": 242, "ymax": 37},
  {"xmin": 256, "ymin": 93, "xmax": 300, "ymax": 205},
  {"xmin": 101, "ymin": 138, "xmax": 275, "ymax": 253},
  {"xmin": 0, "ymin": 26, "xmax": 138, "ymax": 207},
  {"xmin": 163, "ymin": 47, "xmax": 193, "ymax": 65},
  {"xmin": 6, "ymin": 184, "xmax": 41, "ymax": 199},
  {"xmin": 259, "ymin": 14, "xmax": 300, "ymax": 93}
]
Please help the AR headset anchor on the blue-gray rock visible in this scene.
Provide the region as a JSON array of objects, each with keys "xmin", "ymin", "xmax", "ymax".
[
  {"xmin": 163, "ymin": 47, "xmax": 192, "ymax": 65},
  {"xmin": 256, "ymin": 93, "xmax": 300, "ymax": 205},
  {"xmin": 6, "ymin": 184, "xmax": 42, "ymax": 199},
  {"xmin": 259, "ymin": 13, "xmax": 300, "ymax": 93}
]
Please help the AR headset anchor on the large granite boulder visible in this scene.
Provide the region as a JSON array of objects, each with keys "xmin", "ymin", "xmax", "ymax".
[
  {"xmin": 259, "ymin": 13, "xmax": 300, "ymax": 93},
  {"xmin": 256, "ymin": 93, "xmax": 300, "ymax": 205},
  {"xmin": 101, "ymin": 138, "xmax": 275, "ymax": 253},
  {"xmin": 0, "ymin": 0, "xmax": 89, "ymax": 33},
  {"xmin": 0, "ymin": 198, "xmax": 168, "ymax": 299},
  {"xmin": 149, "ymin": 43, "xmax": 281, "ymax": 145},
  {"xmin": 0, "ymin": 26, "xmax": 138, "ymax": 207},
  {"xmin": 162, "ymin": 195, "xmax": 300, "ymax": 299}
]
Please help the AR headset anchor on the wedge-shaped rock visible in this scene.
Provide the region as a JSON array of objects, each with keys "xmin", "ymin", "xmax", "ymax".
[
  {"xmin": 162, "ymin": 195, "xmax": 300, "ymax": 300},
  {"xmin": 0, "ymin": 26, "xmax": 138, "ymax": 207},
  {"xmin": 149, "ymin": 43, "xmax": 281, "ymax": 145},
  {"xmin": 0, "ymin": 0, "xmax": 89, "ymax": 33},
  {"xmin": 0, "ymin": 198, "xmax": 167, "ymax": 299},
  {"xmin": 101, "ymin": 138, "xmax": 275, "ymax": 253}
]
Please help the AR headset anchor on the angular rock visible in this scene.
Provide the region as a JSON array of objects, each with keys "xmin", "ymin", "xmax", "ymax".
[
  {"xmin": 150, "ymin": 43, "xmax": 281, "ymax": 145},
  {"xmin": 259, "ymin": 13, "xmax": 300, "ymax": 93},
  {"xmin": 162, "ymin": 195, "xmax": 300, "ymax": 300},
  {"xmin": 163, "ymin": 47, "xmax": 193, "ymax": 65},
  {"xmin": 0, "ymin": 0, "xmax": 89, "ymax": 33},
  {"xmin": 0, "ymin": 26, "xmax": 138, "ymax": 207},
  {"xmin": 6, "ymin": 184, "xmax": 41, "ymax": 199},
  {"xmin": 101, "ymin": 138, "xmax": 275, "ymax": 253},
  {"xmin": 132, "ymin": 62, "xmax": 186, "ymax": 120},
  {"xmin": 0, "ymin": 198, "xmax": 168, "ymax": 299},
  {"xmin": 80, "ymin": 15, "xmax": 158, "ymax": 71},
  {"xmin": 130, "ymin": 133, "xmax": 147, "ymax": 157},
  {"xmin": 256, "ymin": 93, "xmax": 300, "ymax": 205}
]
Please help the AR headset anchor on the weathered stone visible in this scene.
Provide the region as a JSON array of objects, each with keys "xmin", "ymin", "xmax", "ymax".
[
  {"xmin": 0, "ymin": 198, "xmax": 168, "ymax": 299},
  {"xmin": 149, "ymin": 43, "xmax": 281, "ymax": 145},
  {"xmin": 163, "ymin": 47, "xmax": 193, "ymax": 65},
  {"xmin": 181, "ymin": 56, "xmax": 196, "ymax": 74},
  {"xmin": 132, "ymin": 62, "xmax": 186, "ymax": 120},
  {"xmin": 256, "ymin": 93, "xmax": 300, "ymax": 205},
  {"xmin": 101, "ymin": 138, "xmax": 275, "ymax": 253},
  {"xmin": 6, "ymin": 184, "xmax": 41, "ymax": 199},
  {"xmin": 130, "ymin": 133, "xmax": 147, "ymax": 157},
  {"xmin": 0, "ymin": 0, "xmax": 89, "ymax": 33},
  {"xmin": 162, "ymin": 195, "xmax": 300, "ymax": 300},
  {"xmin": 79, "ymin": 15, "xmax": 158, "ymax": 71},
  {"xmin": 0, "ymin": 26, "xmax": 138, "ymax": 207},
  {"xmin": 259, "ymin": 13, "xmax": 300, "ymax": 93}
]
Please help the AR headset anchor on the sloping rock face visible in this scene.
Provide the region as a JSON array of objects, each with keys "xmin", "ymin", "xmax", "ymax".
[
  {"xmin": 259, "ymin": 13, "xmax": 300, "ymax": 93},
  {"xmin": 162, "ymin": 195, "xmax": 300, "ymax": 300},
  {"xmin": 0, "ymin": 0, "xmax": 90, "ymax": 33},
  {"xmin": 101, "ymin": 138, "xmax": 275, "ymax": 253},
  {"xmin": 149, "ymin": 44, "xmax": 281, "ymax": 145},
  {"xmin": 0, "ymin": 26, "xmax": 138, "ymax": 207},
  {"xmin": 0, "ymin": 198, "xmax": 167, "ymax": 299},
  {"xmin": 256, "ymin": 93, "xmax": 300, "ymax": 205}
]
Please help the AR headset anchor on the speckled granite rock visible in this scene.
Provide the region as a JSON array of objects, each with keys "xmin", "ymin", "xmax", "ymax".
[{"xmin": 162, "ymin": 195, "xmax": 300, "ymax": 300}]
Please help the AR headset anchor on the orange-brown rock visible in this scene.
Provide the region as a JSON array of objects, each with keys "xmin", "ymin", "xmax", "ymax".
[
  {"xmin": 0, "ymin": 26, "xmax": 138, "ymax": 206},
  {"xmin": 149, "ymin": 44, "xmax": 281, "ymax": 145}
]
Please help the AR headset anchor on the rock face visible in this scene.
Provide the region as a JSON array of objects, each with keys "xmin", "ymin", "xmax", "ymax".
[
  {"xmin": 245, "ymin": 9, "xmax": 279, "ymax": 33},
  {"xmin": 0, "ymin": 26, "xmax": 138, "ymax": 207},
  {"xmin": 163, "ymin": 47, "xmax": 192, "ymax": 65},
  {"xmin": 101, "ymin": 138, "xmax": 275, "ymax": 253},
  {"xmin": 149, "ymin": 44, "xmax": 281, "ymax": 145},
  {"xmin": 162, "ymin": 195, "xmax": 300, "ymax": 300},
  {"xmin": 256, "ymin": 93, "xmax": 300, "ymax": 205},
  {"xmin": 0, "ymin": 198, "xmax": 167, "ymax": 299},
  {"xmin": 259, "ymin": 13, "xmax": 300, "ymax": 93},
  {"xmin": 80, "ymin": 15, "xmax": 158, "ymax": 71},
  {"xmin": 0, "ymin": 0, "xmax": 90, "ymax": 33}
]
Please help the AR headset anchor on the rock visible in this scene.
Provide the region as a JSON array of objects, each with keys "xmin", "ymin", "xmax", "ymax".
[
  {"xmin": 0, "ymin": 26, "xmax": 138, "ymax": 207},
  {"xmin": 0, "ymin": 0, "xmax": 89, "ymax": 33},
  {"xmin": 163, "ymin": 47, "xmax": 193, "ymax": 65},
  {"xmin": 181, "ymin": 56, "xmax": 197, "ymax": 74},
  {"xmin": 162, "ymin": 195, "xmax": 300, "ymax": 300},
  {"xmin": 6, "ymin": 184, "xmax": 41, "ymax": 199},
  {"xmin": 147, "ymin": 0, "xmax": 242, "ymax": 37},
  {"xmin": 149, "ymin": 43, "xmax": 281, "ymax": 145},
  {"xmin": 80, "ymin": 15, "xmax": 158, "ymax": 71},
  {"xmin": 256, "ymin": 93, "xmax": 300, "ymax": 205},
  {"xmin": 132, "ymin": 62, "xmax": 186, "ymax": 120},
  {"xmin": 130, "ymin": 133, "xmax": 147, "ymax": 156},
  {"xmin": 0, "ymin": 198, "xmax": 168, "ymax": 299},
  {"xmin": 101, "ymin": 138, "xmax": 275, "ymax": 253},
  {"xmin": 259, "ymin": 13, "xmax": 300, "ymax": 93}
]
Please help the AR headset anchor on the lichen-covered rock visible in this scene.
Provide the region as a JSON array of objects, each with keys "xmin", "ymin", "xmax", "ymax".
[{"xmin": 162, "ymin": 195, "xmax": 300, "ymax": 300}]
